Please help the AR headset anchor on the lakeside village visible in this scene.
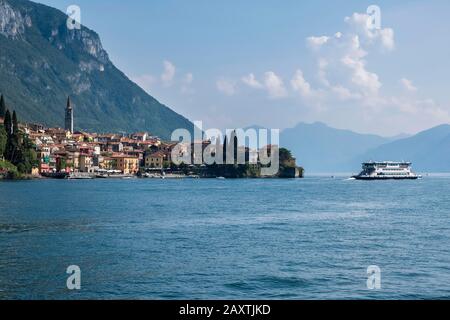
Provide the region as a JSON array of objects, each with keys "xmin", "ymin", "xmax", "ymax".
[{"xmin": 0, "ymin": 95, "xmax": 304, "ymax": 180}]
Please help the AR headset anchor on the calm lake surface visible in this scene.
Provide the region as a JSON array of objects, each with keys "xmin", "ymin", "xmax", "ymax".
[{"xmin": 1, "ymin": 176, "xmax": 450, "ymax": 299}]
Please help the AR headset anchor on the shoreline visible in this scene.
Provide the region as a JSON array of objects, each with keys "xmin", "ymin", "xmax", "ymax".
[{"xmin": 1, "ymin": 173, "xmax": 305, "ymax": 181}]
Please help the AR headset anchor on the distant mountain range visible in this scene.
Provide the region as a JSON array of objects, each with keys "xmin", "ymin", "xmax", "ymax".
[
  {"xmin": 0, "ymin": 0, "xmax": 194, "ymax": 139},
  {"xmin": 279, "ymin": 122, "xmax": 392, "ymax": 173},
  {"xmin": 354, "ymin": 124, "xmax": 450, "ymax": 173},
  {"xmin": 279, "ymin": 122, "xmax": 450, "ymax": 173}
]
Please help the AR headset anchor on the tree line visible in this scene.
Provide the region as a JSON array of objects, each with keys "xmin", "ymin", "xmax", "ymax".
[{"xmin": 0, "ymin": 94, "xmax": 38, "ymax": 174}]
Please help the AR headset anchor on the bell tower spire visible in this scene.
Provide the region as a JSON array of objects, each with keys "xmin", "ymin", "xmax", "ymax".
[{"xmin": 65, "ymin": 96, "xmax": 74, "ymax": 133}]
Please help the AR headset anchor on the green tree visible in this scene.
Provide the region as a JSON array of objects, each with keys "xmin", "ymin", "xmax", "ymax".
[
  {"xmin": 6, "ymin": 110, "xmax": 22, "ymax": 165},
  {"xmin": 4, "ymin": 109, "xmax": 11, "ymax": 136},
  {"xmin": 12, "ymin": 110, "xmax": 19, "ymax": 139},
  {"xmin": 0, "ymin": 94, "xmax": 6, "ymax": 118},
  {"xmin": 0, "ymin": 125, "xmax": 6, "ymax": 157},
  {"xmin": 19, "ymin": 134, "xmax": 37, "ymax": 173},
  {"xmin": 232, "ymin": 130, "xmax": 238, "ymax": 164},
  {"xmin": 57, "ymin": 157, "xmax": 67, "ymax": 172},
  {"xmin": 2, "ymin": 110, "xmax": 36, "ymax": 174},
  {"xmin": 222, "ymin": 135, "xmax": 228, "ymax": 164},
  {"xmin": 3, "ymin": 110, "xmax": 13, "ymax": 161},
  {"xmin": 279, "ymin": 148, "xmax": 294, "ymax": 166}
]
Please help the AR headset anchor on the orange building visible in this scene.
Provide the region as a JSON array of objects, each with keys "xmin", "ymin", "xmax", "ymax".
[{"xmin": 112, "ymin": 155, "xmax": 139, "ymax": 174}]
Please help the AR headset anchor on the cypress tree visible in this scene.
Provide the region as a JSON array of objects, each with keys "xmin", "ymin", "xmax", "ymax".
[
  {"xmin": 3, "ymin": 110, "xmax": 12, "ymax": 160},
  {"xmin": 232, "ymin": 130, "xmax": 238, "ymax": 164},
  {"xmin": 2, "ymin": 109, "xmax": 32, "ymax": 174},
  {"xmin": 223, "ymin": 135, "xmax": 228, "ymax": 164},
  {"xmin": 4, "ymin": 109, "xmax": 11, "ymax": 136},
  {"xmin": 4, "ymin": 110, "xmax": 22, "ymax": 165},
  {"xmin": 0, "ymin": 94, "xmax": 6, "ymax": 118},
  {"xmin": 12, "ymin": 110, "xmax": 19, "ymax": 141},
  {"xmin": 12, "ymin": 110, "xmax": 20, "ymax": 163}
]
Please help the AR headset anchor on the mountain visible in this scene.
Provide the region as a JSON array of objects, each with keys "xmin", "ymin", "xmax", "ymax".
[
  {"xmin": 280, "ymin": 122, "xmax": 393, "ymax": 173},
  {"xmin": 0, "ymin": 0, "xmax": 193, "ymax": 139},
  {"xmin": 352, "ymin": 124, "xmax": 450, "ymax": 173}
]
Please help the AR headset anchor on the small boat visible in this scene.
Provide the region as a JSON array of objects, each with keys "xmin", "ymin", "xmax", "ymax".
[
  {"xmin": 216, "ymin": 176, "xmax": 226, "ymax": 180},
  {"xmin": 96, "ymin": 173, "xmax": 135, "ymax": 179},
  {"xmin": 41, "ymin": 172, "xmax": 69, "ymax": 179},
  {"xmin": 352, "ymin": 161, "xmax": 421, "ymax": 180},
  {"xmin": 67, "ymin": 174, "xmax": 93, "ymax": 180}
]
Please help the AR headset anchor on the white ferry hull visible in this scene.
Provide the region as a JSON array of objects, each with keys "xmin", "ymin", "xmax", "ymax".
[
  {"xmin": 352, "ymin": 175, "xmax": 419, "ymax": 180},
  {"xmin": 352, "ymin": 161, "xmax": 420, "ymax": 181}
]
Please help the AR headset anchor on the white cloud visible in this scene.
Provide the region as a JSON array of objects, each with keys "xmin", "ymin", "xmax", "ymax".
[
  {"xmin": 379, "ymin": 28, "xmax": 395, "ymax": 51},
  {"xmin": 240, "ymin": 72, "xmax": 288, "ymax": 98},
  {"xmin": 264, "ymin": 71, "xmax": 287, "ymax": 98},
  {"xmin": 306, "ymin": 28, "xmax": 383, "ymax": 98},
  {"xmin": 317, "ymin": 58, "xmax": 330, "ymax": 86},
  {"xmin": 306, "ymin": 36, "xmax": 330, "ymax": 49},
  {"xmin": 242, "ymin": 73, "xmax": 263, "ymax": 89},
  {"xmin": 400, "ymin": 78, "xmax": 417, "ymax": 92},
  {"xmin": 341, "ymin": 53, "xmax": 382, "ymax": 94},
  {"xmin": 294, "ymin": 9, "xmax": 448, "ymax": 128},
  {"xmin": 291, "ymin": 69, "xmax": 313, "ymax": 97},
  {"xmin": 161, "ymin": 60, "xmax": 176, "ymax": 87},
  {"xmin": 344, "ymin": 12, "xmax": 395, "ymax": 51},
  {"xmin": 207, "ymin": 10, "xmax": 448, "ymax": 134},
  {"xmin": 331, "ymin": 85, "xmax": 361, "ymax": 101},
  {"xmin": 216, "ymin": 78, "xmax": 237, "ymax": 96}
]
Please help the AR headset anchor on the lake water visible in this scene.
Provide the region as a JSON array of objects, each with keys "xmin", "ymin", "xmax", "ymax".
[{"xmin": 1, "ymin": 176, "xmax": 450, "ymax": 299}]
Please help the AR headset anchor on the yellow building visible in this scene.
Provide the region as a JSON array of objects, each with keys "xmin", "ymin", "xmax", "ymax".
[
  {"xmin": 144, "ymin": 152, "xmax": 166, "ymax": 168},
  {"xmin": 112, "ymin": 155, "xmax": 139, "ymax": 174}
]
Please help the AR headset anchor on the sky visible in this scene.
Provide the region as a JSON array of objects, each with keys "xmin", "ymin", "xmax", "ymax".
[{"xmin": 37, "ymin": 0, "xmax": 450, "ymax": 136}]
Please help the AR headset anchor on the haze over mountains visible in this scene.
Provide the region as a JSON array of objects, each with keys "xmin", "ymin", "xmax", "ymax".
[
  {"xmin": 0, "ymin": 0, "xmax": 194, "ymax": 139},
  {"xmin": 355, "ymin": 124, "xmax": 450, "ymax": 173},
  {"xmin": 280, "ymin": 122, "xmax": 450, "ymax": 173}
]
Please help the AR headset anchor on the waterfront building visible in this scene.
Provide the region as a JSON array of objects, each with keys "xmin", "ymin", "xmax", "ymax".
[
  {"xmin": 39, "ymin": 162, "xmax": 51, "ymax": 174},
  {"xmin": 79, "ymin": 154, "xmax": 94, "ymax": 172},
  {"xmin": 99, "ymin": 156, "xmax": 116, "ymax": 171},
  {"xmin": 112, "ymin": 155, "xmax": 139, "ymax": 174},
  {"xmin": 145, "ymin": 151, "xmax": 166, "ymax": 169}
]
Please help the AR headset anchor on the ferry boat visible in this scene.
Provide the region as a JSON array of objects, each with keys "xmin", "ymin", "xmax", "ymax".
[{"xmin": 352, "ymin": 161, "xmax": 421, "ymax": 180}]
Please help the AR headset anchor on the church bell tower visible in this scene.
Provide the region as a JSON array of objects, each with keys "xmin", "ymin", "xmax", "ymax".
[{"xmin": 65, "ymin": 96, "xmax": 74, "ymax": 133}]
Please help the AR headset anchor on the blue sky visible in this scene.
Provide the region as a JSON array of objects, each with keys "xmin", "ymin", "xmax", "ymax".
[{"xmin": 38, "ymin": 0, "xmax": 450, "ymax": 136}]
